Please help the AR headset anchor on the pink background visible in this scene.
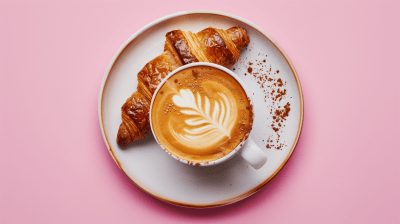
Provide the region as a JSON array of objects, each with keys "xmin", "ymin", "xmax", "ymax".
[{"xmin": 1, "ymin": 0, "xmax": 399, "ymax": 223}]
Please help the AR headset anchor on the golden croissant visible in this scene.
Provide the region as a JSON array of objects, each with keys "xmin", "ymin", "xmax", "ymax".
[{"xmin": 117, "ymin": 27, "xmax": 250, "ymax": 147}]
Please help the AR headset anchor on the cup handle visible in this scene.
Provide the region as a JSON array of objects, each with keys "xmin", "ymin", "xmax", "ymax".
[{"xmin": 238, "ymin": 137, "xmax": 268, "ymax": 169}]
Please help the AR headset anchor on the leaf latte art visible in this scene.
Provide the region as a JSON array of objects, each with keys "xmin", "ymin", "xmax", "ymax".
[
  {"xmin": 171, "ymin": 89, "xmax": 236, "ymax": 148},
  {"xmin": 151, "ymin": 66, "xmax": 253, "ymax": 163}
]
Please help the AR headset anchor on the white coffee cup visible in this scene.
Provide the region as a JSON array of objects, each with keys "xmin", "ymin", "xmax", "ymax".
[{"xmin": 150, "ymin": 62, "xmax": 267, "ymax": 169}]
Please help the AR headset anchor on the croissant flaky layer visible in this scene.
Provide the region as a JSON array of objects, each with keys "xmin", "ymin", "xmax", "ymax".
[{"xmin": 117, "ymin": 27, "xmax": 250, "ymax": 147}]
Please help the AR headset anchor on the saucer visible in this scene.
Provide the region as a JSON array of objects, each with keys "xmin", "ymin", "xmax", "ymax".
[{"xmin": 98, "ymin": 10, "xmax": 304, "ymax": 208}]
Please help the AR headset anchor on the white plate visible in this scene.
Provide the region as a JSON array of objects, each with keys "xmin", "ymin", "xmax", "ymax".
[{"xmin": 98, "ymin": 10, "xmax": 304, "ymax": 208}]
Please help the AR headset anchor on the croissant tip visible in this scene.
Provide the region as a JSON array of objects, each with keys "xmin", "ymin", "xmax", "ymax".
[
  {"xmin": 239, "ymin": 27, "xmax": 250, "ymax": 49},
  {"xmin": 117, "ymin": 123, "xmax": 132, "ymax": 148}
]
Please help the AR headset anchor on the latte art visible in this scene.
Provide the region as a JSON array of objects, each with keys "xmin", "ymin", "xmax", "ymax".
[
  {"xmin": 171, "ymin": 89, "xmax": 236, "ymax": 149},
  {"xmin": 151, "ymin": 66, "xmax": 253, "ymax": 163}
]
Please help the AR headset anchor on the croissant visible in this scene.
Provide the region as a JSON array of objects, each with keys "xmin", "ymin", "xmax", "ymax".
[{"xmin": 117, "ymin": 27, "xmax": 250, "ymax": 147}]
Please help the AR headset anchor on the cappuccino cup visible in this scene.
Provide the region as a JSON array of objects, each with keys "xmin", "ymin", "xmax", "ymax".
[{"xmin": 150, "ymin": 62, "xmax": 267, "ymax": 169}]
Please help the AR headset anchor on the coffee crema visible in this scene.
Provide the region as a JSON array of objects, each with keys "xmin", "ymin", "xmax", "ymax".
[{"xmin": 151, "ymin": 66, "xmax": 253, "ymax": 163}]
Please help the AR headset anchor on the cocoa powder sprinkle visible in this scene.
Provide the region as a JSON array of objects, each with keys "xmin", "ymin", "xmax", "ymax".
[{"xmin": 239, "ymin": 53, "xmax": 291, "ymax": 150}]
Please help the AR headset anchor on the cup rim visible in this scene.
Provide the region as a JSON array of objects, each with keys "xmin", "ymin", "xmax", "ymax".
[{"xmin": 149, "ymin": 62, "xmax": 254, "ymax": 167}]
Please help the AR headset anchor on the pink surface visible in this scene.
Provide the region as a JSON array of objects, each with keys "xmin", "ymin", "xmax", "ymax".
[{"xmin": 1, "ymin": 0, "xmax": 399, "ymax": 223}]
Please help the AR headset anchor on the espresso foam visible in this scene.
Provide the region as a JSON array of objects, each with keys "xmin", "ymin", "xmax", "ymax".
[{"xmin": 152, "ymin": 66, "xmax": 253, "ymax": 163}]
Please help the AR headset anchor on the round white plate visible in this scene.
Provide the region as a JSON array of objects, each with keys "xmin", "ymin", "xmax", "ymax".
[{"xmin": 98, "ymin": 10, "xmax": 304, "ymax": 208}]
